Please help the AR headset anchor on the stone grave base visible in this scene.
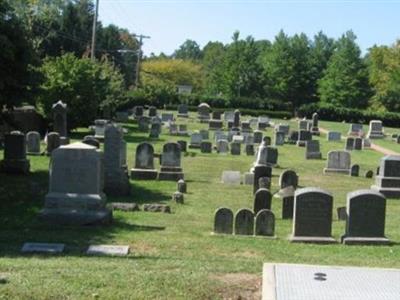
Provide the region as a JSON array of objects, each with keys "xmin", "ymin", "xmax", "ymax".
[
  {"xmin": 341, "ymin": 236, "xmax": 390, "ymax": 245},
  {"xmin": 40, "ymin": 208, "xmax": 112, "ymax": 225},
  {"xmin": 159, "ymin": 167, "xmax": 184, "ymax": 181},
  {"xmin": 367, "ymin": 132, "xmax": 384, "ymax": 139},
  {"xmin": 323, "ymin": 168, "xmax": 350, "ymax": 175},
  {"xmin": 0, "ymin": 159, "xmax": 30, "ymax": 174},
  {"xmin": 289, "ymin": 235, "xmax": 336, "ymax": 244},
  {"xmin": 296, "ymin": 141, "xmax": 307, "ymax": 147},
  {"xmin": 306, "ymin": 152, "xmax": 322, "ymax": 159},
  {"xmin": 371, "ymin": 185, "xmax": 400, "ymax": 198},
  {"xmin": 311, "ymin": 128, "xmax": 320, "ymax": 136},
  {"xmin": 177, "ymin": 113, "xmax": 189, "ymax": 118},
  {"xmin": 188, "ymin": 144, "xmax": 201, "ymax": 149},
  {"xmin": 130, "ymin": 168, "xmax": 158, "ymax": 180}
]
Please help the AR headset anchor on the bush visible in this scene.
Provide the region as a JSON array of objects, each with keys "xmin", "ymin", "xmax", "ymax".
[{"xmin": 298, "ymin": 103, "xmax": 400, "ymax": 127}]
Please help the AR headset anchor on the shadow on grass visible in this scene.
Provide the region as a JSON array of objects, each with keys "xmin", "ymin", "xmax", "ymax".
[{"xmin": 69, "ymin": 129, "xmax": 92, "ymax": 141}]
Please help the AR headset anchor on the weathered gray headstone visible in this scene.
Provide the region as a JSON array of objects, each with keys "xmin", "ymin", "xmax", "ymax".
[
  {"xmin": 255, "ymin": 209, "xmax": 275, "ymax": 237},
  {"xmin": 245, "ymin": 144, "xmax": 255, "ymax": 156},
  {"xmin": 221, "ymin": 171, "xmax": 241, "ymax": 185},
  {"xmin": 234, "ymin": 209, "xmax": 254, "ymax": 235},
  {"xmin": 177, "ymin": 179, "xmax": 187, "ymax": 193},
  {"xmin": 297, "ymin": 130, "xmax": 312, "ymax": 147},
  {"xmin": 233, "ymin": 109, "xmax": 240, "ymax": 128},
  {"xmin": 310, "ymin": 112, "xmax": 320, "ymax": 136},
  {"xmin": 159, "ymin": 142, "xmax": 184, "ymax": 181},
  {"xmin": 173, "ymin": 191, "xmax": 184, "ymax": 204},
  {"xmin": 148, "ymin": 106, "xmax": 157, "ymax": 117},
  {"xmin": 253, "ymin": 165, "xmax": 272, "ymax": 194},
  {"xmin": 354, "ymin": 137, "xmax": 363, "ymax": 150},
  {"xmin": 46, "ymin": 132, "xmax": 60, "ymax": 155},
  {"xmin": 244, "ymin": 172, "xmax": 254, "ymax": 185},
  {"xmin": 274, "ymin": 131, "xmax": 285, "ymax": 146},
  {"xmin": 216, "ymin": 139, "xmax": 229, "ymax": 154},
  {"xmin": 26, "ymin": 131, "xmax": 41, "ymax": 155},
  {"xmin": 21, "ymin": 242, "xmax": 64, "ymax": 253},
  {"xmin": 161, "ymin": 113, "xmax": 174, "ymax": 123},
  {"xmin": 198, "ymin": 103, "xmax": 210, "ymax": 122},
  {"xmin": 230, "ymin": 142, "xmax": 241, "ymax": 155},
  {"xmin": 82, "ymin": 135, "xmax": 100, "ymax": 148},
  {"xmin": 258, "ymin": 176, "xmax": 271, "ymax": 190},
  {"xmin": 87, "ymin": 245, "xmax": 129, "ymax": 256},
  {"xmin": 94, "ymin": 119, "xmax": 108, "ymax": 139},
  {"xmin": 305, "ymin": 140, "xmax": 322, "ymax": 159},
  {"xmin": 253, "ymin": 130, "xmax": 263, "ymax": 144},
  {"xmin": 52, "ymin": 100, "xmax": 68, "ymax": 139},
  {"xmin": 288, "ymin": 131, "xmax": 299, "ymax": 144},
  {"xmin": 253, "ymin": 188, "xmax": 272, "ymax": 214},
  {"xmin": 200, "ymin": 129, "xmax": 209, "ymax": 140},
  {"xmin": 345, "ymin": 137, "xmax": 355, "ymax": 151},
  {"xmin": 177, "ymin": 104, "xmax": 189, "ymax": 118},
  {"xmin": 177, "ymin": 140, "xmax": 187, "ymax": 152},
  {"xmin": 214, "ymin": 208, "xmax": 233, "ymax": 234},
  {"xmin": 371, "ymin": 155, "xmax": 400, "ymax": 198},
  {"xmin": 131, "ymin": 142, "xmax": 158, "ymax": 180},
  {"xmin": 276, "ymin": 124, "xmax": 290, "ymax": 135},
  {"xmin": 327, "ymin": 131, "xmax": 341, "ymax": 141},
  {"xmin": 282, "ymin": 192, "xmax": 295, "ymax": 219},
  {"xmin": 324, "ymin": 151, "xmax": 351, "ymax": 174},
  {"xmin": 348, "ymin": 123, "xmax": 364, "ymax": 136},
  {"xmin": 367, "ymin": 120, "xmax": 384, "ymax": 139},
  {"xmin": 149, "ymin": 123, "xmax": 161, "ymax": 138},
  {"xmin": 298, "ymin": 120, "xmax": 309, "ymax": 131},
  {"xmin": 189, "ymin": 133, "xmax": 203, "ymax": 149}
]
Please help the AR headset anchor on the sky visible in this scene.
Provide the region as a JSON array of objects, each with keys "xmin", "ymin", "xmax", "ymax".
[{"xmin": 98, "ymin": 0, "xmax": 400, "ymax": 56}]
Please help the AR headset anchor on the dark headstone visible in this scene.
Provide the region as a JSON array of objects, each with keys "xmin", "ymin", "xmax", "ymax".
[
  {"xmin": 177, "ymin": 140, "xmax": 187, "ymax": 152},
  {"xmin": 282, "ymin": 194, "xmax": 294, "ymax": 219},
  {"xmin": 200, "ymin": 141, "xmax": 212, "ymax": 153},
  {"xmin": 230, "ymin": 142, "xmax": 241, "ymax": 155},
  {"xmin": 177, "ymin": 179, "xmax": 187, "ymax": 193},
  {"xmin": 279, "ymin": 170, "xmax": 298, "ymax": 189},
  {"xmin": 365, "ymin": 170, "xmax": 374, "ymax": 178},
  {"xmin": 255, "ymin": 209, "xmax": 275, "ymax": 237},
  {"xmin": 0, "ymin": 132, "xmax": 30, "ymax": 174},
  {"xmin": 253, "ymin": 188, "xmax": 272, "ymax": 214},
  {"xmin": 245, "ymin": 144, "xmax": 255, "ymax": 156},
  {"xmin": 234, "ymin": 209, "xmax": 254, "ymax": 235},
  {"xmin": 214, "ymin": 208, "xmax": 233, "ymax": 234},
  {"xmin": 350, "ymin": 164, "xmax": 360, "ymax": 177},
  {"xmin": 253, "ymin": 164, "xmax": 272, "ymax": 194}
]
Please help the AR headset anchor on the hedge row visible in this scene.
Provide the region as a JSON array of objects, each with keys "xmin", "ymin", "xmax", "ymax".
[{"xmin": 298, "ymin": 103, "xmax": 400, "ymax": 128}]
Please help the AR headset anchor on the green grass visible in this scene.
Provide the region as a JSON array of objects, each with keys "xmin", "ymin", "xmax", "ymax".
[{"xmin": 1, "ymin": 113, "xmax": 400, "ymax": 299}]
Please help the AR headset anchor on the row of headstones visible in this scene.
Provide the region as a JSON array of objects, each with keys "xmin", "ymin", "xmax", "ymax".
[
  {"xmin": 214, "ymin": 187, "xmax": 390, "ymax": 245},
  {"xmin": 131, "ymin": 105, "xmax": 158, "ymax": 118},
  {"xmin": 349, "ymin": 121, "xmax": 385, "ymax": 139}
]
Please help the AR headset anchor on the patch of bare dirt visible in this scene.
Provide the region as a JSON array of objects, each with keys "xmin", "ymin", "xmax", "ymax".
[{"xmin": 212, "ymin": 273, "xmax": 261, "ymax": 300}]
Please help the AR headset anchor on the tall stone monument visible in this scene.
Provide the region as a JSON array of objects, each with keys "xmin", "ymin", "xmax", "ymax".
[
  {"xmin": 371, "ymin": 155, "xmax": 400, "ymax": 198},
  {"xmin": 52, "ymin": 100, "xmax": 68, "ymax": 144},
  {"xmin": 0, "ymin": 132, "xmax": 30, "ymax": 174}
]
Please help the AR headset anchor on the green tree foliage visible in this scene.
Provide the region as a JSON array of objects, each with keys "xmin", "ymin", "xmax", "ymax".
[
  {"xmin": 318, "ymin": 31, "xmax": 371, "ymax": 108},
  {"xmin": 202, "ymin": 41, "xmax": 226, "ymax": 95},
  {"xmin": 173, "ymin": 39, "xmax": 202, "ymax": 60},
  {"xmin": 38, "ymin": 53, "xmax": 125, "ymax": 128},
  {"xmin": 368, "ymin": 43, "xmax": 400, "ymax": 112},
  {"xmin": 0, "ymin": 0, "xmax": 37, "ymax": 108}
]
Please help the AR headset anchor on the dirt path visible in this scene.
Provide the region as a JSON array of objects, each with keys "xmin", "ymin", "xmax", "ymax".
[{"xmin": 319, "ymin": 127, "xmax": 399, "ymax": 156}]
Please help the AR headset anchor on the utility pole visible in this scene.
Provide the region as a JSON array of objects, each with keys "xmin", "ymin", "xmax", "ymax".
[
  {"xmin": 91, "ymin": 0, "xmax": 100, "ymax": 61},
  {"xmin": 132, "ymin": 34, "xmax": 150, "ymax": 87}
]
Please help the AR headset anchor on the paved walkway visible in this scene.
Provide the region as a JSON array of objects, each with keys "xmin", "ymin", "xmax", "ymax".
[{"xmin": 319, "ymin": 127, "xmax": 399, "ymax": 156}]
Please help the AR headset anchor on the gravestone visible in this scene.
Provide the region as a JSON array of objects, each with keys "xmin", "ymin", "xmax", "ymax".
[
  {"xmin": 212, "ymin": 111, "xmax": 222, "ymax": 120},
  {"xmin": 244, "ymin": 172, "xmax": 254, "ymax": 185},
  {"xmin": 348, "ymin": 123, "xmax": 363, "ymax": 136},
  {"xmin": 337, "ymin": 206, "xmax": 347, "ymax": 221},
  {"xmin": 26, "ymin": 131, "xmax": 41, "ymax": 155},
  {"xmin": 232, "ymin": 135, "xmax": 244, "ymax": 144},
  {"xmin": 169, "ymin": 123, "xmax": 178, "ymax": 135},
  {"xmin": 258, "ymin": 116, "xmax": 269, "ymax": 130},
  {"xmin": 371, "ymin": 155, "xmax": 400, "ymax": 198},
  {"xmin": 94, "ymin": 119, "xmax": 108, "ymax": 140},
  {"xmin": 234, "ymin": 209, "xmax": 254, "ymax": 235},
  {"xmin": 254, "ymin": 143, "xmax": 278, "ymax": 167},
  {"xmin": 305, "ymin": 140, "xmax": 322, "ymax": 159},
  {"xmin": 279, "ymin": 170, "xmax": 298, "ymax": 190},
  {"xmin": 342, "ymin": 190, "xmax": 389, "ymax": 245},
  {"xmin": 255, "ymin": 209, "xmax": 275, "ymax": 237},
  {"xmin": 363, "ymin": 138, "xmax": 371, "ymax": 148},
  {"xmin": 214, "ymin": 208, "xmax": 234, "ymax": 234},
  {"xmin": 253, "ymin": 188, "xmax": 272, "ymax": 214},
  {"xmin": 189, "ymin": 133, "xmax": 203, "ymax": 149},
  {"xmin": 21, "ymin": 243, "xmax": 65, "ymax": 254},
  {"xmin": 290, "ymin": 187, "xmax": 335, "ymax": 243},
  {"xmin": 367, "ymin": 120, "xmax": 384, "ymax": 139},
  {"xmin": 350, "ymin": 164, "xmax": 360, "ymax": 177},
  {"xmin": 177, "ymin": 179, "xmax": 187, "ymax": 193},
  {"xmin": 149, "ymin": 123, "xmax": 161, "ymax": 138},
  {"xmin": 233, "ymin": 110, "xmax": 240, "ymax": 128},
  {"xmin": 230, "ymin": 142, "xmax": 241, "ymax": 155},
  {"xmin": 327, "ymin": 131, "xmax": 341, "ymax": 141},
  {"xmin": 274, "ymin": 131, "xmax": 285, "ymax": 146},
  {"xmin": 40, "ymin": 142, "xmax": 112, "ymax": 225},
  {"xmin": 103, "ymin": 124, "xmax": 130, "ymax": 196},
  {"xmin": 148, "ymin": 106, "xmax": 157, "ymax": 117},
  {"xmin": 115, "ymin": 111, "xmax": 129, "ymax": 122},
  {"xmin": 263, "ymin": 136, "xmax": 271, "ymax": 146},
  {"xmin": 216, "ymin": 139, "xmax": 229, "ymax": 154},
  {"xmin": 245, "ymin": 144, "xmax": 255, "ymax": 156},
  {"xmin": 241, "ymin": 121, "xmax": 252, "ymax": 133},
  {"xmin": 224, "ymin": 111, "xmax": 235, "ymax": 122},
  {"xmin": 138, "ymin": 116, "xmax": 150, "ymax": 132},
  {"xmin": 46, "ymin": 132, "xmax": 60, "ymax": 155},
  {"xmin": 161, "ymin": 113, "xmax": 174, "ymax": 123},
  {"xmin": 276, "ymin": 124, "xmax": 290, "ymax": 135},
  {"xmin": 214, "ymin": 131, "xmax": 228, "ymax": 142},
  {"xmin": 198, "ymin": 103, "xmax": 211, "ymax": 122},
  {"xmin": 82, "ymin": 136, "xmax": 100, "ymax": 148},
  {"xmin": 87, "ymin": 245, "xmax": 129, "ymax": 256},
  {"xmin": 177, "ymin": 104, "xmax": 189, "ymax": 118},
  {"xmin": 310, "ymin": 112, "xmax": 320, "ymax": 136},
  {"xmin": 354, "ymin": 137, "xmax": 363, "ymax": 150},
  {"xmin": 254, "ymin": 130, "xmax": 263, "ymax": 144},
  {"xmin": 221, "ymin": 171, "xmax": 241, "ymax": 185},
  {"xmin": 259, "ymin": 176, "xmax": 271, "ymax": 190},
  {"xmin": 159, "ymin": 142, "xmax": 184, "ymax": 181},
  {"xmin": 0, "ymin": 132, "xmax": 30, "ymax": 174},
  {"xmin": 200, "ymin": 129, "xmax": 209, "ymax": 140},
  {"xmin": 134, "ymin": 106, "xmax": 144, "ymax": 118},
  {"xmin": 209, "ymin": 119, "xmax": 223, "ymax": 130},
  {"xmin": 52, "ymin": 100, "xmax": 68, "ymax": 141},
  {"xmin": 345, "ymin": 137, "xmax": 355, "ymax": 151},
  {"xmin": 298, "ymin": 120, "xmax": 309, "ymax": 131},
  {"xmin": 177, "ymin": 140, "xmax": 187, "ymax": 152},
  {"xmin": 288, "ymin": 131, "xmax": 299, "ymax": 144},
  {"xmin": 200, "ymin": 141, "xmax": 212, "ymax": 153},
  {"xmin": 297, "ymin": 130, "xmax": 312, "ymax": 147},
  {"xmin": 177, "ymin": 124, "xmax": 188, "ymax": 136},
  {"xmin": 173, "ymin": 191, "xmax": 184, "ymax": 204},
  {"xmin": 131, "ymin": 142, "xmax": 158, "ymax": 180},
  {"xmin": 324, "ymin": 151, "xmax": 351, "ymax": 174},
  {"xmin": 282, "ymin": 191, "xmax": 295, "ymax": 219},
  {"xmin": 253, "ymin": 164, "xmax": 272, "ymax": 194}
]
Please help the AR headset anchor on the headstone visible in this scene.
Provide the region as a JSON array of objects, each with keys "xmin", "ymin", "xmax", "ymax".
[
  {"xmin": 245, "ymin": 144, "xmax": 255, "ymax": 156},
  {"xmin": 26, "ymin": 131, "xmax": 41, "ymax": 155},
  {"xmin": 310, "ymin": 112, "xmax": 320, "ymax": 135},
  {"xmin": 274, "ymin": 131, "xmax": 285, "ymax": 146},
  {"xmin": 111, "ymin": 202, "xmax": 140, "ymax": 212},
  {"xmin": 198, "ymin": 103, "xmax": 211, "ymax": 122},
  {"xmin": 255, "ymin": 209, "xmax": 275, "ymax": 237},
  {"xmin": 148, "ymin": 106, "xmax": 157, "ymax": 117},
  {"xmin": 177, "ymin": 104, "xmax": 189, "ymax": 118},
  {"xmin": 305, "ymin": 140, "xmax": 322, "ymax": 159},
  {"xmin": 138, "ymin": 116, "xmax": 150, "ymax": 132},
  {"xmin": 216, "ymin": 140, "xmax": 229, "ymax": 154},
  {"xmin": 221, "ymin": 171, "xmax": 241, "ymax": 185},
  {"xmin": 253, "ymin": 130, "xmax": 263, "ymax": 144},
  {"xmin": 177, "ymin": 140, "xmax": 187, "ymax": 152},
  {"xmin": 82, "ymin": 136, "xmax": 100, "ymax": 148},
  {"xmin": 52, "ymin": 100, "xmax": 67, "ymax": 138},
  {"xmin": 143, "ymin": 204, "xmax": 171, "ymax": 213},
  {"xmin": 214, "ymin": 208, "xmax": 233, "ymax": 234},
  {"xmin": 365, "ymin": 170, "xmax": 374, "ymax": 178},
  {"xmin": 177, "ymin": 124, "xmax": 188, "ymax": 136},
  {"xmin": 337, "ymin": 206, "xmax": 347, "ymax": 221},
  {"xmin": 134, "ymin": 106, "xmax": 144, "ymax": 118},
  {"xmin": 115, "ymin": 111, "xmax": 129, "ymax": 122},
  {"xmin": 371, "ymin": 155, "xmax": 400, "ymax": 198},
  {"xmin": 241, "ymin": 121, "xmax": 252, "ymax": 133},
  {"xmin": 276, "ymin": 124, "xmax": 290, "ymax": 135},
  {"xmin": 224, "ymin": 111, "xmax": 235, "ymax": 122},
  {"xmin": 40, "ymin": 142, "xmax": 112, "ymax": 225},
  {"xmin": 46, "ymin": 132, "xmax": 60, "ymax": 155},
  {"xmin": 232, "ymin": 135, "xmax": 244, "ymax": 144},
  {"xmin": 173, "ymin": 191, "xmax": 184, "ymax": 204},
  {"xmin": 233, "ymin": 109, "xmax": 240, "ymax": 128},
  {"xmin": 290, "ymin": 187, "xmax": 335, "ymax": 243},
  {"xmin": 87, "ymin": 245, "xmax": 129, "ymax": 256},
  {"xmin": 350, "ymin": 164, "xmax": 360, "ymax": 177},
  {"xmin": 324, "ymin": 151, "xmax": 351, "ymax": 174},
  {"xmin": 200, "ymin": 129, "xmax": 209, "ymax": 140},
  {"xmin": 234, "ymin": 209, "xmax": 254, "ymax": 235},
  {"xmin": 279, "ymin": 170, "xmax": 298, "ymax": 190},
  {"xmin": 189, "ymin": 133, "xmax": 203, "ymax": 149},
  {"xmin": 130, "ymin": 142, "xmax": 158, "ymax": 180},
  {"xmin": 354, "ymin": 137, "xmax": 363, "ymax": 150},
  {"xmin": 341, "ymin": 190, "xmax": 389, "ymax": 245},
  {"xmin": 367, "ymin": 120, "xmax": 384, "ymax": 139},
  {"xmin": 282, "ymin": 191, "xmax": 295, "ymax": 219},
  {"xmin": 244, "ymin": 172, "xmax": 254, "ymax": 185},
  {"xmin": 161, "ymin": 113, "xmax": 174, "ymax": 123},
  {"xmin": 327, "ymin": 131, "xmax": 341, "ymax": 141},
  {"xmin": 298, "ymin": 120, "xmax": 308, "ymax": 131},
  {"xmin": 94, "ymin": 119, "xmax": 108, "ymax": 139},
  {"xmin": 258, "ymin": 177, "xmax": 271, "ymax": 190},
  {"xmin": 258, "ymin": 116, "xmax": 269, "ymax": 130},
  {"xmin": 209, "ymin": 119, "xmax": 223, "ymax": 130},
  {"xmin": 254, "ymin": 142, "xmax": 278, "ymax": 167},
  {"xmin": 263, "ymin": 136, "xmax": 271, "ymax": 146},
  {"xmin": 169, "ymin": 123, "xmax": 178, "ymax": 135},
  {"xmin": 345, "ymin": 137, "xmax": 355, "ymax": 151},
  {"xmin": 253, "ymin": 188, "xmax": 272, "ymax": 214},
  {"xmin": 214, "ymin": 131, "xmax": 228, "ymax": 142},
  {"xmin": 230, "ymin": 142, "xmax": 241, "ymax": 155},
  {"xmin": 363, "ymin": 138, "xmax": 371, "ymax": 148},
  {"xmin": 21, "ymin": 242, "xmax": 64, "ymax": 254},
  {"xmin": 297, "ymin": 130, "xmax": 312, "ymax": 147},
  {"xmin": 200, "ymin": 141, "xmax": 212, "ymax": 153},
  {"xmin": 177, "ymin": 179, "xmax": 187, "ymax": 193},
  {"xmin": 159, "ymin": 142, "xmax": 184, "ymax": 181},
  {"xmin": 288, "ymin": 131, "xmax": 299, "ymax": 144},
  {"xmin": 103, "ymin": 124, "xmax": 130, "ymax": 196},
  {"xmin": 348, "ymin": 123, "xmax": 363, "ymax": 136},
  {"xmin": 253, "ymin": 164, "xmax": 272, "ymax": 194},
  {"xmin": 0, "ymin": 132, "xmax": 30, "ymax": 174},
  {"xmin": 149, "ymin": 123, "xmax": 161, "ymax": 138}
]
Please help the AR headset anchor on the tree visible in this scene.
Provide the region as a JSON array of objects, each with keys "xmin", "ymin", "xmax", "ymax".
[
  {"xmin": 202, "ymin": 41, "xmax": 226, "ymax": 95},
  {"xmin": 318, "ymin": 31, "xmax": 371, "ymax": 108},
  {"xmin": 0, "ymin": 0, "xmax": 37, "ymax": 108},
  {"xmin": 173, "ymin": 39, "xmax": 202, "ymax": 60},
  {"xmin": 38, "ymin": 53, "xmax": 125, "ymax": 128}
]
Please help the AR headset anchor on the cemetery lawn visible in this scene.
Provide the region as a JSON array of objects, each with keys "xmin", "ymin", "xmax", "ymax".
[{"xmin": 1, "ymin": 112, "xmax": 400, "ymax": 299}]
